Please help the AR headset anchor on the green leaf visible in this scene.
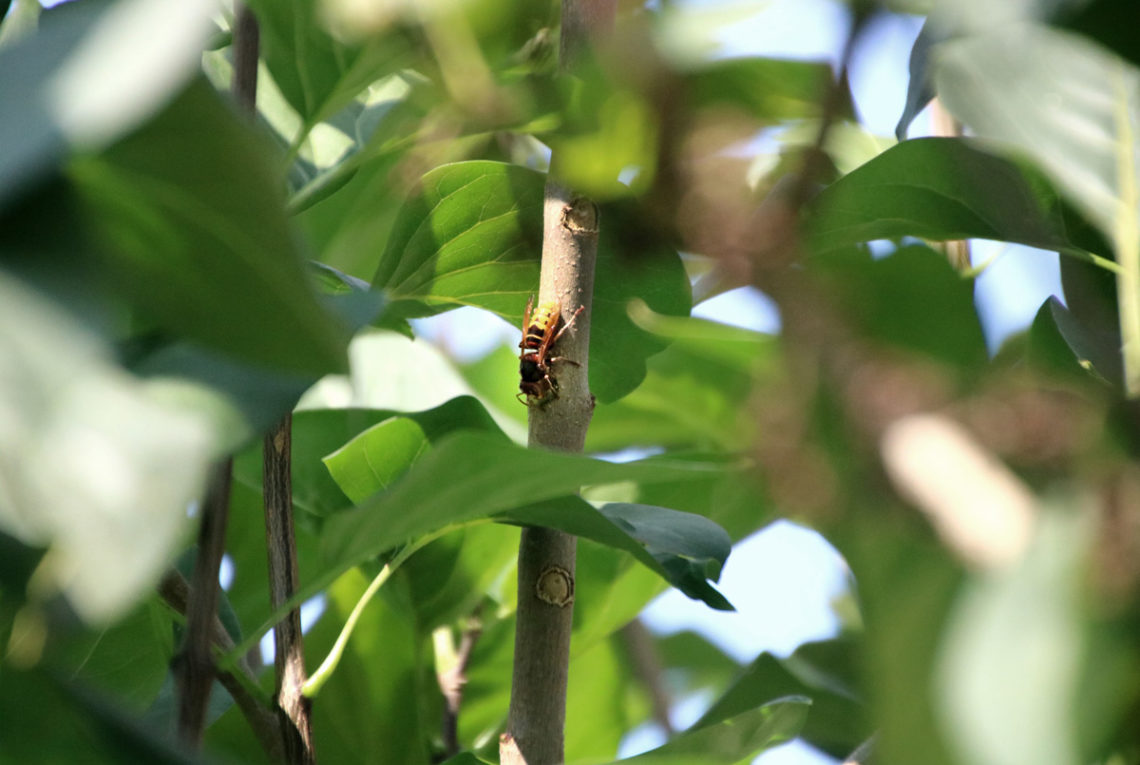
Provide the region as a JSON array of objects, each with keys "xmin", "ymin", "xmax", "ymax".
[
  {"xmin": 72, "ymin": 77, "xmax": 354, "ymax": 375},
  {"xmin": 0, "ymin": 0, "xmax": 214, "ymax": 208},
  {"xmin": 511, "ymin": 498, "xmax": 733, "ymax": 611},
  {"xmin": 589, "ymin": 309, "xmax": 777, "ymax": 452},
  {"xmin": 600, "ymin": 503, "xmax": 732, "ymax": 609},
  {"xmin": 325, "ymin": 417, "xmax": 431, "ymax": 502},
  {"xmin": 244, "ymin": 395, "xmax": 505, "ymax": 517},
  {"xmin": 816, "ymin": 244, "xmax": 987, "ymax": 369},
  {"xmin": 695, "ymin": 639, "xmax": 869, "ymax": 759},
  {"xmin": 809, "ymin": 138, "xmax": 1091, "ymax": 258},
  {"xmin": 688, "ymin": 57, "xmax": 844, "ymax": 121},
  {"xmin": 244, "ymin": 0, "xmax": 412, "ymax": 130},
  {"xmin": 565, "ymin": 635, "xmax": 641, "ymax": 760},
  {"xmin": 609, "ymin": 699, "xmax": 809, "ymax": 765},
  {"xmin": 935, "ymin": 25, "xmax": 1140, "ymax": 393},
  {"xmin": 321, "ymin": 430, "xmax": 718, "ymax": 564},
  {"xmin": 305, "ymin": 567, "xmax": 435, "ymax": 765},
  {"xmin": 0, "ymin": 664, "xmax": 195, "ymax": 765},
  {"xmin": 394, "ymin": 523, "xmax": 520, "ymax": 630},
  {"xmin": 1026, "ymin": 298, "xmax": 1109, "ymax": 387},
  {"xmin": 58, "ymin": 598, "xmax": 175, "ymax": 714},
  {"xmin": 936, "ymin": 509, "xmax": 1096, "ymax": 765},
  {"xmin": 321, "ymin": 432, "xmax": 734, "ymax": 607},
  {"xmin": 372, "ymin": 160, "xmax": 691, "ymax": 402},
  {"xmin": 372, "ymin": 160, "xmax": 545, "ymax": 318}
]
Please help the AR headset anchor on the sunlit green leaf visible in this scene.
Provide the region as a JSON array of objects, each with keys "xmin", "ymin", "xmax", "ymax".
[{"xmin": 372, "ymin": 160, "xmax": 691, "ymax": 402}]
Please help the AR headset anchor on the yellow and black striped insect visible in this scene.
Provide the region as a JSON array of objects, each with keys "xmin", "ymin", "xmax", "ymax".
[{"xmin": 518, "ymin": 296, "xmax": 583, "ymax": 406}]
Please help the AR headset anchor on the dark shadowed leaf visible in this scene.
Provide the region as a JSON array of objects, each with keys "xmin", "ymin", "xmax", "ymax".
[{"xmin": 72, "ymin": 78, "xmax": 354, "ymax": 375}]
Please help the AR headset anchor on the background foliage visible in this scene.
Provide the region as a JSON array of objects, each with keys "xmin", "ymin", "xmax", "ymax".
[{"xmin": 2, "ymin": 0, "xmax": 1140, "ymax": 764}]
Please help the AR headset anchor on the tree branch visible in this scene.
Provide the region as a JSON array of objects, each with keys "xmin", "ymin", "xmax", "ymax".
[
  {"xmin": 502, "ymin": 2, "xmax": 612, "ymax": 763},
  {"xmin": 264, "ymin": 414, "xmax": 316, "ymax": 764},
  {"xmin": 620, "ymin": 619, "xmax": 674, "ymax": 736},
  {"xmin": 231, "ymin": 7, "xmax": 317, "ymax": 762},
  {"xmin": 174, "ymin": 459, "xmax": 232, "ymax": 749},
  {"xmin": 438, "ymin": 611, "xmax": 484, "ymax": 759},
  {"xmin": 159, "ymin": 570, "xmax": 285, "ymax": 761}
]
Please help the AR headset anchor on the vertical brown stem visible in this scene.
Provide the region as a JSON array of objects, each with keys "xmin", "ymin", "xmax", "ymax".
[
  {"xmin": 264, "ymin": 415, "xmax": 316, "ymax": 764},
  {"xmin": 232, "ymin": 6, "xmax": 316, "ymax": 762},
  {"xmin": 176, "ymin": 460, "xmax": 233, "ymax": 750},
  {"xmin": 501, "ymin": 3, "xmax": 611, "ymax": 762},
  {"xmin": 438, "ymin": 614, "xmax": 484, "ymax": 758},
  {"xmin": 620, "ymin": 619, "xmax": 674, "ymax": 737}
]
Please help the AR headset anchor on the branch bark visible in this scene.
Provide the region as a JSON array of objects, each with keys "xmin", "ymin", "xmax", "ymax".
[
  {"xmin": 501, "ymin": 3, "xmax": 612, "ymax": 763},
  {"xmin": 438, "ymin": 613, "xmax": 484, "ymax": 759},
  {"xmin": 264, "ymin": 414, "xmax": 316, "ymax": 764},
  {"xmin": 231, "ymin": 7, "xmax": 317, "ymax": 762},
  {"xmin": 174, "ymin": 459, "xmax": 232, "ymax": 750},
  {"xmin": 160, "ymin": 571, "xmax": 284, "ymax": 761}
]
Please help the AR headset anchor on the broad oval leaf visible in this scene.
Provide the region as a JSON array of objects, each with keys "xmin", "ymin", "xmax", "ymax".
[
  {"xmin": 808, "ymin": 137, "xmax": 1089, "ymax": 258},
  {"xmin": 320, "ymin": 432, "xmax": 734, "ymax": 608},
  {"xmin": 373, "ymin": 160, "xmax": 691, "ymax": 402},
  {"xmin": 935, "ymin": 25, "xmax": 1139, "ymax": 247}
]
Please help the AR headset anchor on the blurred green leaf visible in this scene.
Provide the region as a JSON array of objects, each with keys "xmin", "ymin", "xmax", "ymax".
[
  {"xmin": 72, "ymin": 77, "xmax": 354, "ymax": 376},
  {"xmin": 840, "ymin": 514, "xmax": 963, "ymax": 765},
  {"xmin": 936, "ymin": 509, "xmax": 1092, "ymax": 765},
  {"xmin": 0, "ymin": 663, "xmax": 195, "ymax": 765},
  {"xmin": 565, "ymin": 635, "xmax": 641, "ymax": 761},
  {"xmin": 809, "ymin": 138, "xmax": 1092, "ymax": 259},
  {"xmin": 0, "ymin": 0, "xmax": 214, "ymax": 209},
  {"xmin": 244, "ymin": 0, "xmax": 413, "ymax": 130},
  {"xmin": 610, "ymin": 699, "xmax": 809, "ymax": 765},
  {"xmin": 58, "ymin": 598, "xmax": 175, "ymax": 714},
  {"xmin": 816, "ymin": 244, "xmax": 987, "ymax": 369},
  {"xmin": 656, "ymin": 629, "xmax": 742, "ymax": 696},
  {"xmin": 936, "ymin": 26, "xmax": 1137, "ymax": 248},
  {"xmin": 936, "ymin": 25, "xmax": 1140, "ymax": 392},
  {"xmin": 688, "ymin": 57, "xmax": 844, "ymax": 121}
]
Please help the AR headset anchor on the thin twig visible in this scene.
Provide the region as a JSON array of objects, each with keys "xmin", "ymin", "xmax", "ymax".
[
  {"xmin": 620, "ymin": 619, "xmax": 674, "ymax": 736},
  {"xmin": 264, "ymin": 414, "xmax": 316, "ymax": 764},
  {"xmin": 438, "ymin": 610, "xmax": 484, "ymax": 758},
  {"xmin": 232, "ymin": 5, "xmax": 317, "ymax": 761},
  {"xmin": 175, "ymin": 460, "xmax": 233, "ymax": 749},
  {"xmin": 159, "ymin": 571, "xmax": 284, "ymax": 761}
]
